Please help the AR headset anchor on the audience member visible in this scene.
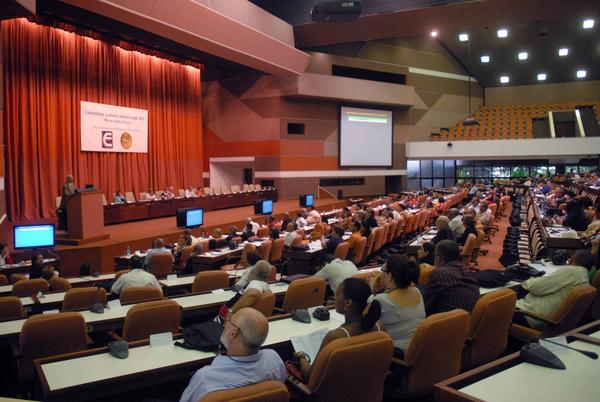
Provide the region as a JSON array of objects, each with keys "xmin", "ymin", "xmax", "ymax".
[
  {"xmin": 284, "ymin": 223, "xmax": 299, "ymax": 247},
  {"xmin": 28, "ymin": 253, "xmax": 46, "ymax": 279},
  {"xmin": 314, "ymin": 256, "xmax": 358, "ymax": 292},
  {"xmin": 0, "ymin": 243, "xmax": 14, "ymax": 265},
  {"xmin": 110, "ymin": 255, "xmax": 162, "ymax": 295},
  {"xmin": 447, "ymin": 208, "xmax": 465, "ymax": 238},
  {"xmin": 476, "ymin": 201, "xmax": 491, "ymax": 226},
  {"xmin": 562, "ymin": 199, "xmax": 590, "ymax": 232},
  {"xmin": 431, "ymin": 216, "xmax": 455, "ymax": 245},
  {"xmin": 456, "ymin": 215, "xmax": 478, "ymax": 246},
  {"xmin": 417, "ymin": 242, "xmax": 435, "ymax": 266},
  {"xmin": 144, "ymin": 238, "xmax": 174, "ymax": 266},
  {"xmin": 321, "ymin": 224, "xmax": 344, "ymax": 258}
]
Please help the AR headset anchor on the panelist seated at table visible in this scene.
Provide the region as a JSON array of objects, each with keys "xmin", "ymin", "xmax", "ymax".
[
  {"xmin": 161, "ymin": 187, "xmax": 175, "ymax": 200},
  {"xmin": 0, "ymin": 243, "xmax": 14, "ymax": 265},
  {"xmin": 184, "ymin": 187, "xmax": 198, "ymax": 198},
  {"xmin": 513, "ymin": 249, "xmax": 594, "ymax": 329},
  {"xmin": 110, "ymin": 255, "xmax": 162, "ymax": 295},
  {"xmin": 179, "ymin": 307, "xmax": 286, "ymax": 402},
  {"xmin": 144, "ymin": 238, "xmax": 174, "ymax": 266},
  {"xmin": 145, "ymin": 189, "xmax": 158, "ymax": 201},
  {"xmin": 113, "ymin": 190, "xmax": 126, "ymax": 204}
]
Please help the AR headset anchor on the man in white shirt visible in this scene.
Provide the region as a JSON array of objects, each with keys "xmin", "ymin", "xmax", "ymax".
[
  {"xmin": 110, "ymin": 255, "xmax": 162, "ymax": 295},
  {"xmin": 144, "ymin": 238, "xmax": 174, "ymax": 266},
  {"xmin": 447, "ymin": 208, "xmax": 465, "ymax": 238},
  {"xmin": 284, "ymin": 223, "xmax": 299, "ymax": 247},
  {"xmin": 308, "ymin": 207, "xmax": 321, "ymax": 223},
  {"xmin": 475, "ymin": 201, "xmax": 491, "ymax": 226},
  {"xmin": 184, "ymin": 187, "xmax": 197, "ymax": 198},
  {"xmin": 315, "ymin": 257, "xmax": 358, "ymax": 292},
  {"xmin": 246, "ymin": 217, "xmax": 260, "ymax": 235},
  {"xmin": 295, "ymin": 211, "xmax": 308, "ymax": 229}
]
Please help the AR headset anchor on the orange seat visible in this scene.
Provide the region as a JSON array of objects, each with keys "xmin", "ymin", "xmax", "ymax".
[
  {"xmin": 192, "ymin": 271, "xmax": 229, "ymax": 293},
  {"xmin": 147, "ymin": 253, "xmax": 174, "ymax": 278},
  {"xmin": 62, "ymin": 287, "xmax": 107, "ymax": 312},
  {"xmin": 250, "ymin": 292, "xmax": 276, "ymax": 317},
  {"xmin": 49, "ymin": 277, "xmax": 72, "ymax": 292},
  {"xmin": 281, "ymin": 277, "xmax": 325, "ymax": 313},
  {"xmin": 0, "ymin": 296, "xmax": 25, "ymax": 320},
  {"xmin": 120, "ymin": 286, "xmax": 163, "ymax": 304},
  {"xmin": 201, "ymin": 380, "xmax": 288, "ymax": 402},
  {"xmin": 12, "ymin": 278, "xmax": 48, "ymax": 297},
  {"xmin": 121, "ymin": 299, "xmax": 181, "ymax": 342},
  {"xmin": 333, "ymin": 241, "xmax": 350, "ymax": 260}
]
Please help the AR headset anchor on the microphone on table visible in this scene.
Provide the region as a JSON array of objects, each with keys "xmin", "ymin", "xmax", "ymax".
[{"xmin": 521, "ymin": 337, "xmax": 598, "ymax": 370}]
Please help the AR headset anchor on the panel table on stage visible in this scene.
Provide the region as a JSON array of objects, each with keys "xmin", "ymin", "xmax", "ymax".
[{"xmin": 103, "ymin": 188, "xmax": 278, "ymax": 225}]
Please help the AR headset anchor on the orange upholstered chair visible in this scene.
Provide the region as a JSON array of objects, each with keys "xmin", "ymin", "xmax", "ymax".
[
  {"xmin": 510, "ymin": 285, "xmax": 597, "ymax": 340},
  {"xmin": 250, "ymin": 292, "xmax": 276, "ymax": 317},
  {"xmin": 589, "ymin": 270, "xmax": 600, "ymax": 320},
  {"xmin": 390, "ymin": 309, "xmax": 470, "ymax": 397},
  {"xmin": 363, "ymin": 231, "xmax": 376, "ymax": 259},
  {"xmin": 115, "ymin": 269, "xmax": 131, "ymax": 279},
  {"xmin": 147, "ymin": 253, "xmax": 174, "ymax": 278},
  {"xmin": 177, "ymin": 246, "xmax": 195, "ymax": 270},
  {"xmin": 120, "ymin": 299, "xmax": 181, "ymax": 342},
  {"xmin": 351, "ymin": 237, "xmax": 367, "ymax": 266},
  {"xmin": 201, "ymin": 380, "xmax": 288, "ymax": 402},
  {"xmin": 0, "ymin": 274, "xmax": 7, "ymax": 285},
  {"xmin": 49, "ymin": 277, "xmax": 72, "ymax": 292},
  {"xmin": 371, "ymin": 227, "xmax": 385, "ymax": 254},
  {"xmin": 333, "ymin": 242, "xmax": 350, "ymax": 260},
  {"xmin": 418, "ymin": 264, "xmax": 434, "ymax": 286},
  {"xmin": 62, "ymin": 287, "xmax": 107, "ymax": 312},
  {"xmin": 221, "ymin": 243, "xmax": 256, "ymax": 271},
  {"xmin": 12, "ymin": 278, "xmax": 49, "ymax": 297},
  {"xmin": 292, "ymin": 332, "xmax": 393, "ymax": 402},
  {"xmin": 269, "ymin": 238, "xmax": 285, "ymax": 263},
  {"xmin": 460, "ymin": 233, "xmax": 477, "ymax": 268},
  {"xmin": 256, "ymin": 227, "xmax": 269, "ymax": 238},
  {"xmin": 351, "ymin": 271, "xmax": 372, "ymax": 281},
  {"xmin": 0, "ymin": 296, "xmax": 25, "ymax": 320},
  {"xmin": 260, "ymin": 240, "xmax": 273, "ymax": 261},
  {"xmin": 18, "ymin": 312, "xmax": 87, "ymax": 383},
  {"xmin": 192, "ymin": 271, "xmax": 229, "ymax": 293},
  {"xmin": 462, "ymin": 289, "xmax": 517, "ymax": 369},
  {"xmin": 10, "ymin": 274, "xmax": 27, "ymax": 284},
  {"xmin": 281, "ymin": 277, "xmax": 325, "ymax": 313},
  {"xmin": 120, "ymin": 286, "xmax": 163, "ymax": 304}
]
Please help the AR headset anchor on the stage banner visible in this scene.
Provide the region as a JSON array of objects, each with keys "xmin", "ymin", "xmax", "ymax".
[{"xmin": 80, "ymin": 101, "xmax": 148, "ymax": 153}]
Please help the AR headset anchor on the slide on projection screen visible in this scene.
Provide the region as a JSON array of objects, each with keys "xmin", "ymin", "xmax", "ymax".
[{"xmin": 339, "ymin": 106, "xmax": 393, "ymax": 167}]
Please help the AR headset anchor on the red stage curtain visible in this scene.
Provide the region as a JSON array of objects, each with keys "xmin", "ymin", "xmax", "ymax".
[{"xmin": 2, "ymin": 18, "xmax": 203, "ymax": 221}]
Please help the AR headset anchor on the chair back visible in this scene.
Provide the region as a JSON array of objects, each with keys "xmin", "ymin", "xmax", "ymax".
[
  {"xmin": 387, "ymin": 221, "xmax": 397, "ymax": 243},
  {"xmin": 178, "ymin": 245, "xmax": 195, "ymax": 270},
  {"xmin": 364, "ymin": 231, "xmax": 376, "ymax": 258},
  {"xmin": 0, "ymin": 296, "xmax": 24, "ymax": 320},
  {"xmin": 239, "ymin": 243, "xmax": 257, "ymax": 268},
  {"xmin": 310, "ymin": 223, "xmax": 324, "ymax": 240},
  {"xmin": 139, "ymin": 192, "xmax": 148, "ymax": 200},
  {"xmin": 49, "ymin": 277, "xmax": 72, "ymax": 292},
  {"xmin": 269, "ymin": 238, "xmax": 285, "ymax": 263},
  {"xmin": 472, "ymin": 230, "xmax": 485, "ymax": 262},
  {"xmin": 351, "ymin": 271, "xmax": 371, "ymax": 281},
  {"xmin": 402, "ymin": 309, "xmax": 470, "ymax": 395},
  {"xmin": 418, "ymin": 264, "xmax": 434, "ymax": 286},
  {"xmin": 460, "ymin": 233, "xmax": 477, "ymax": 266},
  {"xmin": 115, "ymin": 269, "xmax": 131, "ymax": 279},
  {"xmin": 403, "ymin": 214, "xmax": 417, "ymax": 236},
  {"xmin": 12, "ymin": 278, "xmax": 49, "ymax": 297},
  {"xmin": 0, "ymin": 274, "xmax": 7, "ymax": 285},
  {"xmin": 260, "ymin": 240, "xmax": 273, "ymax": 261},
  {"xmin": 192, "ymin": 271, "xmax": 229, "ymax": 293},
  {"xmin": 19, "ymin": 312, "xmax": 87, "ymax": 383},
  {"xmin": 250, "ymin": 292, "xmax": 276, "ymax": 317},
  {"xmin": 589, "ymin": 270, "xmax": 600, "ymax": 320},
  {"xmin": 10, "ymin": 274, "xmax": 27, "ymax": 284},
  {"xmin": 62, "ymin": 287, "xmax": 107, "ymax": 312},
  {"xmin": 147, "ymin": 253, "xmax": 174, "ymax": 278},
  {"xmin": 372, "ymin": 227, "xmax": 385, "ymax": 253},
  {"xmin": 464, "ymin": 289, "xmax": 516, "ymax": 368},
  {"xmin": 178, "ymin": 189, "xmax": 186, "ymax": 198},
  {"xmin": 543, "ymin": 285, "xmax": 597, "ymax": 337},
  {"xmin": 201, "ymin": 380, "xmax": 288, "ymax": 402},
  {"xmin": 351, "ymin": 237, "xmax": 367, "ymax": 265},
  {"xmin": 256, "ymin": 227, "xmax": 269, "ymax": 238},
  {"xmin": 282, "ymin": 277, "xmax": 326, "ymax": 312},
  {"xmin": 125, "ymin": 192, "xmax": 136, "ymax": 202},
  {"xmin": 333, "ymin": 242, "xmax": 350, "ymax": 260},
  {"xmin": 122, "ymin": 299, "xmax": 181, "ymax": 342},
  {"xmin": 120, "ymin": 286, "xmax": 163, "ymax": 304},
  {"xmin": 308, "ymin": 332, "xmax": 393, "ymax": 402},
  {"xmin": 203, "ymin": 187, "xmax": 211, "ymax": 195},
  {"xmin": 230, "ymin": 185, "xmax": 241, "ymax": 193}
]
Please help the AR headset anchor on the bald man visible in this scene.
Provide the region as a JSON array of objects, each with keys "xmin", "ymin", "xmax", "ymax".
[{"xmin": 179, "ymin": 308, "xmax": 286, "ymax": 402}]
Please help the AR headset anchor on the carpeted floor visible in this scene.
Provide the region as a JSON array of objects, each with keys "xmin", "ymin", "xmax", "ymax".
[{"xmin": 476, "ymin": 203, "xmax": 513, "ymax": 270}]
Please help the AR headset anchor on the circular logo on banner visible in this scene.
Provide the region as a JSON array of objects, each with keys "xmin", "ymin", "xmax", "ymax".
[{"xmin": 120, "ymin": 132, "xmax": 132, "ymax": 149}]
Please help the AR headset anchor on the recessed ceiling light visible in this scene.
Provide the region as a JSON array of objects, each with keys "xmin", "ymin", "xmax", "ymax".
[
  {"xmin": 480, "ymin": 55, "xmax": 490, "ymax": 63},
  {"xmin": 583, "ymin": 19, "xmax": 595, "ymax": 29},
  {"xmin": 577, "ymin": 70, "xmax": 587, "ymax": 78},
  {"xmin": 497, "ymin": 28, "xmax": 508, "ymax": 38},
  {"xmin": 430, "ymin": 30, "xmax": 438, "ymax": 38},
  {"xmin": 500, "ymin": 76, "xmax": 509, "ymax": 84},
  {"xmin": 537, "ymin": 73, "xmax": 547, "ymax": 81},
  {"xmin": 518, "ymin": 52, "xmax": 528, "ymax": 60},
  {"xmin": 459, "ymin": 33, "xmax": 469, "ymax": 42},
  {"xmin": 558, "ymin": 48, "xmax": 569, "ymax": 56}
]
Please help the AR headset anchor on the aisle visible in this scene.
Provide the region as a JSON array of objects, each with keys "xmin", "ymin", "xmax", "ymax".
[{"xmin": 476, "ymin": 203, "xmax": 513, "ymax": 270}]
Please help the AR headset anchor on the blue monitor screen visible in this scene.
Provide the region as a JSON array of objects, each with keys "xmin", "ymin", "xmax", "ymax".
[
  {"xmin": 186, "ymin": 208, "xmax": 203, "ymax": 227},
  {"xmin": 305, "ymin": 194, "xmax": 314, "ymax": 207},
  {"xmin": 262, "ymin": 200, "xmax": 273, "ymax": 214},
  {"xmin": 14, "ymin": 224, "xmax": 55, "ymax": 249}
]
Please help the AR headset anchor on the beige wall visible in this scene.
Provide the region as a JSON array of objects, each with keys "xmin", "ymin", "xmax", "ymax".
[{"xmin": 486, "ymin": 80, "xmax": 600, "ymax": 106}]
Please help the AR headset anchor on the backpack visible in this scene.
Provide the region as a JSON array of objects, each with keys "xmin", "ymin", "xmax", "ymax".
[
  {"xmin": 476, "ymin": 270, "xmax": 513, "ymax": 288},
  {"xmin": 175, "ymin": 321, "xmax": 223, "ymax": 351}
]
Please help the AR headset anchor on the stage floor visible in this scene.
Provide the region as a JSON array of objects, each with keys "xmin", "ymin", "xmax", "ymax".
[{"xmin": 54, "ymin": 198, "xmax": 345, "ymax": 276}]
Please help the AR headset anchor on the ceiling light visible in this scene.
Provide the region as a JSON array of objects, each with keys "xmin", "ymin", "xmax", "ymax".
[
  {"xmin": 480, "ymin": 55, "xmax": 490, "ymax": 63},
  {"xmin": 500, "ymin": 76, "xmax": 509, "ymax": 84},
  {"xmin": 459, "ymin": 33, "xmax": 469, "ymax": 42},
  {"xmin": 583, "ymin": 19, "xmax": 595, "ymax": 29},
  {"xmin": 577, "ymin": 70, "xmax": 587, "ymax": 78},
  {"xmin": 537, "ymin": 73, "xmax": 547, "ymax": 81},
  {"xmin": 497, "ymin": 28, "xmax": 508, "ymax": 38},
  {"xmin": 430, "ymin": 30, "xmax": 438, "ymax": 38},
  {"xmin": 558, "ymin": 48, "xmax": 569, "ymax": 56},
  {"xmin": 518, "ymin": 52, "xmax": 528, "ymax": 60}
]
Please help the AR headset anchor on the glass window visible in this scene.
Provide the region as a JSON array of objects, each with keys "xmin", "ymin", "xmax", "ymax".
[
  {"xmin": 580, "ymin": 165, "xmax": 596, "ymax": 173},
  {"xmin": 421, "ymin": 160, "xmax": 433, "ymax": 178},
  {"xmin": 444, "ymin": 177, "xmax": 455, "ymax": 187},
  {"xmin": 407, "ymin": 179, "xmax": 420, "ymax": 191},
  {"xmin": 421, "ymin": 179, "xmax": 433, "ymax": 189},
  {"xmin": 433, "ymin": 178, "xmax": 444, "ymax": 188},
  {"xmin": 566, "ymin": 165, "xmax": 578, "ymax": 174},
  {"xmin": 534, "ymin": 166, "xmax": 548, "ymax": 177},
  {"xmin": 548, "ymin": 166, "xmax": 556, "ymax": 175},
  {"xmin": 444, "ymin": 160, "xmax": 455, "ymax": 177},
  {"xmin": 433, "ymin": 160, "xmax": 444, "ymax": 177},
  {"xmin": 456, "ymin": 166, "xmax": 473, "ymax": 178},
  {"xmin": 511, "ymin": 166, "xmax": 529, "ymax": 178},
  {"xmin": 492, "ymin": 166, "xmax": 511, "ymax": 178},
  {"xmin": 474, "ymin": 165, "xmax": 491, "ymax": 178},
  {"xmin": 407, "ymin": 160, "xmax": 420, "ymax": 179}
]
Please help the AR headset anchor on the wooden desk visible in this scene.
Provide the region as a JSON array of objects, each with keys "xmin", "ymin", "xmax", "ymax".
[
  {"xmin": 283, "ymin": 241, "xmax": 324, "ymax": 275},
  {"xmin": 406, "ymin": 228, "xmax": 437, "ymax": 255},
  {"xmin": 35, "ymin": 313, "xmax": 342, "ymax": 401},
  {"xmin": 104, "ymin": 189, "xmax": 278, "ymax": 225}
]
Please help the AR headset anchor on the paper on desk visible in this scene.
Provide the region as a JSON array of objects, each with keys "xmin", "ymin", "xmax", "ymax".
[
  {"xmin": 539, "ymin": 336, "xmax": 569, "ymax": 356},
  {"xmin": 291, "ymin": 327, "xmax": 329, "ymax": 363},
  {"xmin": 330, "ymin": 311, "xmax": 345, "ymax": 322}
]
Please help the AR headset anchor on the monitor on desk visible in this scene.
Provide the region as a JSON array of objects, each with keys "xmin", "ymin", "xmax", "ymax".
[
  {"xmin": 185, "ymin": 208, "xmax": 203, "ymax": 228},
  {"xmin": 254, "ymin": 199, "xmax": 273, "ymax": 215},
  {"xmin": 14, "ymin": 224, "xmax": 55, "ymax": 249},
  {"xmin": 299, "ymin": 194, "xmax": 314, "ymax": 208}
]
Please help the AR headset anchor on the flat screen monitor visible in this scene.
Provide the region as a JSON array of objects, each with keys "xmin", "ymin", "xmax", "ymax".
[
  {"xmin": 14, "ymin": 224, "xmax": 55, "ymax": 249},
  {"xmin": 262, "ymin": 200, "xmax": 273, "ymax": 215},
  {"xmin": 299, "ymin": 194, "xmax": 314, "ymax": 207},
  {"xmin": 185, "ymin": 208, "xmax": 203, "ymax": 228}
]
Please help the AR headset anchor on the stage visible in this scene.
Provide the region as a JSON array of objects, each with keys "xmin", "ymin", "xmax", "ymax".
[{"xmin": 53, "ymin": 198, "xmax": 346, "ymax": 276}]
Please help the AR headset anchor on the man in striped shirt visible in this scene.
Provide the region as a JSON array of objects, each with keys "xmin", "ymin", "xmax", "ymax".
[{"xmin": 423, "ymin": 240, "xmax": 480, "ymax": 315}]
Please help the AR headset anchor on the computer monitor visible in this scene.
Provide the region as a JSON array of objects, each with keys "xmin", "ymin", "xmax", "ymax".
[
  {"xmin": 262, "ymin": 199, "xmax": 273, "ymax": 215},
  {"xmin": 14, "ymin": 224, "xmax": 55, "ymax": 249},
  {"xmin": 299, "ymin": 194, "xmax": 314, "ymax": 207},
  {"xmin": 185, "ymin": 208, "xmax": 204, "ymax": 228}
]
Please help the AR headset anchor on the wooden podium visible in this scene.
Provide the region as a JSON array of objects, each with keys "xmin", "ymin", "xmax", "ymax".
[{"xmin": 60, "ymin": 191, "xmax": 109, "ymax": 245}]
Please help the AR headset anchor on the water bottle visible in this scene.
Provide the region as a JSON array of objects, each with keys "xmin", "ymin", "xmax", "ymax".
[{"xmin": 126, "ymin": 246, "xmax": 131, "ymax": 257}]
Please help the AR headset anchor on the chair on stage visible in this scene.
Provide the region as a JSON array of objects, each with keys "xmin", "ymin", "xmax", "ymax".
[
  {"xmin": 231, "ymin": 185, "xmax": 241, "ymax": 193},
  {"xmin": 202, "ymin": 380, "xmax": 289, "ymax": 402},
  {"xmin": 192, "ymin": 271, "xmax": 229, "ymax": 293},
  {"xmin": 125, "ymin": 192, "xmax": 136, "ymax": 203}
]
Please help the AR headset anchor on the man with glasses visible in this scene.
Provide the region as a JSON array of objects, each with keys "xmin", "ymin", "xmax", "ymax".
[{"xmin": 179, "ymin": 308, "xmax": 286, "ymax": 402}]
